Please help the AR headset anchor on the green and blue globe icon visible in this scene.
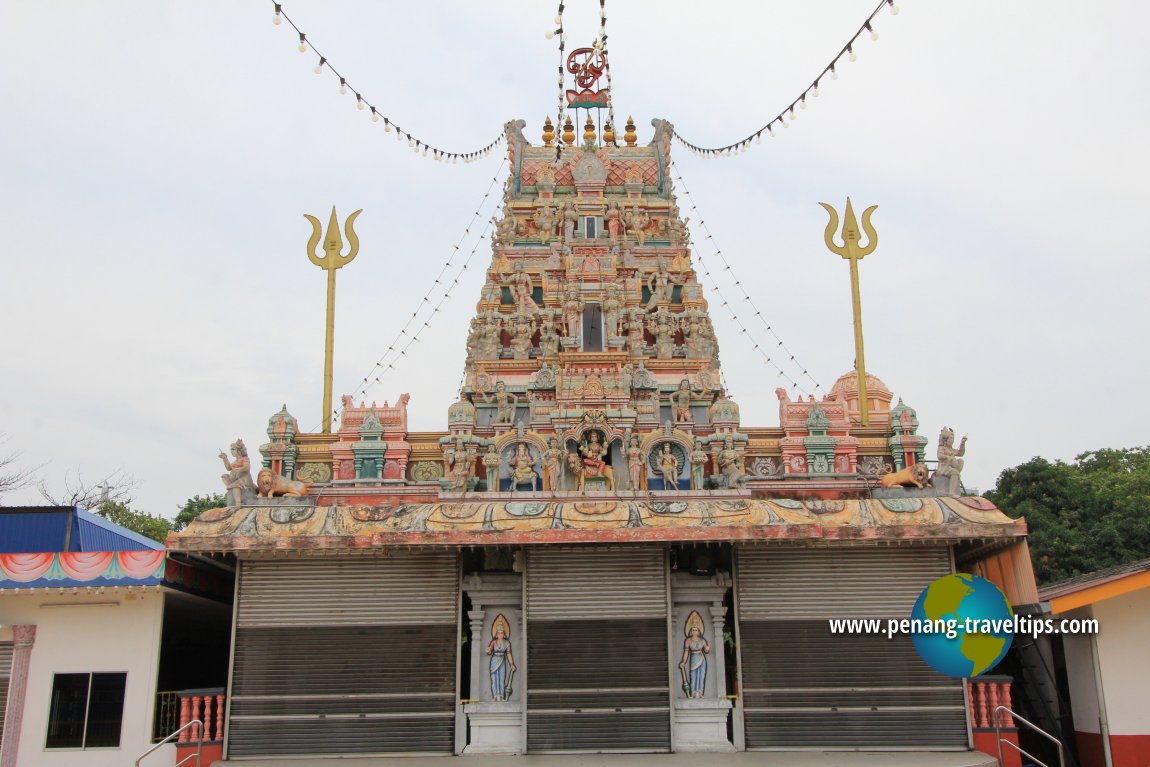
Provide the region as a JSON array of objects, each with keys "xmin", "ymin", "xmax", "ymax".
[{"xmin": 911, "ymin": 573, "xmax": 1014, "ymax": 678}]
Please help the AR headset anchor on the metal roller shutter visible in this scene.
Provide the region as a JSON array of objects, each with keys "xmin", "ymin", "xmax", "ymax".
[
  {"xmin": 0, "ymin": 642, "xmax": 11, "ymax": 751},
  {"xmin": 736, "ymin": 547, "xmax": 967, "ymax": 748},
  {"xmin": 229, "ymin": 554, "xmax": 460, "ymax": 758},
  {"xmin": 526, "ymin": 546, "xmax": 671, "ymax": 753}
]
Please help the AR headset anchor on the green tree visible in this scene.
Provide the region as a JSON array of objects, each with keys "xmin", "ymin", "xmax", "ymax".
[
  {"xmin": 95, "ymin": 500, "xmax": 173, "ymax": 543},
  {"xmin": 174, "ymin": 493, "xmax": 226, "ymax": 531},
  {"xmin": 989, "ymin": 447, "xmax": 1150, "ymax": 584}
]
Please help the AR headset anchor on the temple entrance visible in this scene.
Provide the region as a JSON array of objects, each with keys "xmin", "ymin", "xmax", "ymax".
[
  {"xmin": 735, "ymin": 546, "xmax": 967, "ymax": 748},
  {"xmin": 525, "ymin": 546, "xmax": 671, "ymax": 752},
  {"xmin": 227, "ymin": 553, "xmax": 460, "ymax": 758}
]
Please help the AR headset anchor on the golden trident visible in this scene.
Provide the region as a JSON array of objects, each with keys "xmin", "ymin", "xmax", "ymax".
[
  {"xmin": 305, "ymin": 207, "xmax": 362, "ymax": 433},
  {"xmin": 819, "ymin": 198, "xmax": 877, "ymax": 426}
]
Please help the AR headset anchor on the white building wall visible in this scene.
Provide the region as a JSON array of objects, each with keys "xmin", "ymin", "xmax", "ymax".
[
  {"xmin": 1092, "ymin": 588, "xmax": 1150, "ymax": 736},
  {"xmin": 0, "ymin": 589, "xmax": 174, "ymax": 767},
  {"xmin": 1060, "ymin": 608, "xmax": 1100, "ymax": 736}
]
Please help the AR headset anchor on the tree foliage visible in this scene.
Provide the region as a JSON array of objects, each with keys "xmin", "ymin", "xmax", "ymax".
[
  {"xmin": 174, "ymin": 493, "xmax": 226, "ymax": 531},
  {"xmin": 988, "ymin": 447, "xmax": 1150, "ymax": 584},
  {"xmin": 95, "ymin": 500, "xmax": 172, "ymax": 543}
]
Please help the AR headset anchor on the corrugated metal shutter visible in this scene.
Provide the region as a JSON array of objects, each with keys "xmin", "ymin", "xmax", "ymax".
[
  {"xmin": 0, "ymin": 642, "xmax": 12, "ymax": 751},
  {"xmin": 526, "ymin": 547, "xmax": 670, "ymax": 753},
  {"xmin": 229, "ymin": 554, "xmax": 459, "ymax": 758},
  {"xmin": 736, "ymin": 547, "xmax": 967, "ymax": 748}
]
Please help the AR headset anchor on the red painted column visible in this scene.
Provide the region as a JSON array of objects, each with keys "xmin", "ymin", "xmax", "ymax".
[
  {"xmin": 214, "ymin": 694, "xmax": 225, "ymax": 741},
  {"xmin": 0, "ymin": 625, "xmax": 36, "ymax": 767},
  {"xmin": 178, "ymin": 695, "xmax": 192, "ymax": 742}
]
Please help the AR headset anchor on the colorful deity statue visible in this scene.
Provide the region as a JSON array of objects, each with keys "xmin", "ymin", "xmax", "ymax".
[
  {"xmin": 561, "ymin": 201, "xmax": 578, "ymax": 241},
  {"xmin": 483, "ymin": 444, "xmax": 501, "ymax": 492},
  {"xmin": 543, "ymin": 437, "xmax": 563, "ymax": 491},
  {"xmin": 510, "ymin": 443, "xmax": 539, "ymax": 491},
  {"xmin": 623, "ymin": 310, "xmax": 646, "ymax": 354},
  {"xmin": 485, "ymin": 381, "xmax": 518, "ymax": 426},
  {"xmin": 646, "ymin": 256, "xmax": 678, "ymax": 309},
  {"xmin": 606, "ymin": 202, "xmax": 622, "ymax": 243},
  {"xmin": 510, "ymin": 315, "xmax": 534, "ymax": 360},
  {"xmin": 670, "ymin": 379, "xmax": 695, "ymax": 423},
  {"xmin": 539, "ymin": 311, "xmax": 560, "ymax": 356},
  {"xmin": 603, "ymin": 283, "xmax": 622, "ymax": 338},
  {"xmin": 486, "ymin": 615, "xmax": 517, "ymax": 701},
  {"xmin": 219, "ymin": 439, "xmax": 256, "ymax": 506},
  {"xmin": 648, "ymin": 310, "xmax": 677, "ymax": 359},
  {"xmin": 506, "ymin": 261, "xmax": 537, "ymax": 315},
  {"xmin": 678, "ymin": 612, "xmax": 711, "ymax": 698},
  {"xmin": 689, "ymin": 439, "xmax": 708, "ymax": 490},
  {"xmin": 718, "ymin": 436, "xmax": 745, "ymax": 488},
  {"xmin": 627, "ymin": 435, "xmax": 645, "ymax": 490},
  {"xmin": 533, "ymin": 203, "xmax": 557, "ymax": 244},
  {"xmin": 658, "ymin": 443, "xmax": 680, "ymax": 490},
  {"xmin": 934, "ymin": 427, "xmax": 968, "ymax": 495},
  {"xmin": 627, "ymin": 205, "xmax": 650, "ymax": 246},
  {"xmin": 563, "ymin": 282, "xmax": 584, "ymax": 338},
  {"xmin": 478, "ymin": 315, "xmax": 503, "ymax": 360}
]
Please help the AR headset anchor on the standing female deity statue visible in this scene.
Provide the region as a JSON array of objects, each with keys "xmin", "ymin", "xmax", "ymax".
[
  {"xmin": 658, "ymin": 443, "xmax": 680, "ymax": 490},
  {"xmin": 689, "ymin": 439, "xmax": 708, "ymax": 490},
  {"xmin": 678, "ymin": 613, "xmax": 711, "ymax": 698},
  {"xmin": 543, "ymin": 437, "xmax": 563, "ymax": 491},
  {"xmin": 603, "ymin": 283, "xmax": 622, "ymax": 338},
  {"xmin": 563, "ymin": 283, "xmax": 584, "ymax": 338},
  {"xmin": 606, "ymin": 202, "xmax": 623, "ymax": 243},
  {"xmin": 539, "ymin": 312, "xmax": 560, "ymax": 356},
  {"xmin": 486, "ymin": 616, "xmax": 517, "ymax": 701},
  {"xmin": 627, "ymin": 435, "xmax": 645, "ymax": 491},
  {"xmin": 483, "ymin": 444, "xmax": 501, "ymax": 493}
]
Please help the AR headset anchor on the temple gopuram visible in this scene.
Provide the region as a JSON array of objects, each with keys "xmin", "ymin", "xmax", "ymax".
[{"xmin": 172, "ymin": 116, "xmax": 1037, "ymax": 759}]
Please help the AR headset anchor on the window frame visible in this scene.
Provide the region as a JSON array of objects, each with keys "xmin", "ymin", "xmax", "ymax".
[{"xmin": 44, "ymin": 671, "xmax": 127, "ymax": 751}]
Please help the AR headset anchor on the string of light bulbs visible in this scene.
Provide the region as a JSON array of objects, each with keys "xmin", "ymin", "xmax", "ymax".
[
  {"xmin": 271, "ymin": 2, "xmax": 503, "ymax": 163},
  {"xmin": 683, "ymin": 213, "xmax": 815, "ymax": 397},
  {"xmin": 671, "ymin": 0, "xmax": 899, "ymax": 157},
  {"xmin": 672, "ymin": 161, "xmax": 824, "ymax": 395},
  {"xmin": 546, "ymin": 2, "xmax": 568, "ymax": 157},
  {"xmin": 307, "ymin": 159, "xmax": 507, "ymax": 432}
]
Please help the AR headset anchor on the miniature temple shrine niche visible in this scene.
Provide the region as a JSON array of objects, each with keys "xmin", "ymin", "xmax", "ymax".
[{"xmin": 177, "ymin": 114, "xmax": 1036, "ymax": 760}]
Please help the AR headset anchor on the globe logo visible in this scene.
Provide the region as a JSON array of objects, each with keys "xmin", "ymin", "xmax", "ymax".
[{"xmin": 911, "ymin": 573, "xmax": 1014, "ymax": 678}]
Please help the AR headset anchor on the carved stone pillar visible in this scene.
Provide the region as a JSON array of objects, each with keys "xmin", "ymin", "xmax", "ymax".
[
  {"xmin": 462, "ymin": 572, "xmax": 524, "ymax": 754},
  {"xmin": 0, "ymin": 625, "xmax": 36, "ymax": 767},
  {"xmin": 670, "ymin": 572, "xmax": 735, "ymax": 752}
]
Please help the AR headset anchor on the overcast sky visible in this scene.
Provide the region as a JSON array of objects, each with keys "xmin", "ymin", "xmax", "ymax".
[{"xmin": 2, "ymin": 1, "xmax": 1147, "ymax": 516}]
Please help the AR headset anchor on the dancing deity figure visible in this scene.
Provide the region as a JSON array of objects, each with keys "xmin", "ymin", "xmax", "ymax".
[
  {"xmin": 485, "ymin": 381, "xmax": 519, "ymax": 426},
  {"xmin": 669, "ymin": 379, "xmax": 695, "ymax": 423}
]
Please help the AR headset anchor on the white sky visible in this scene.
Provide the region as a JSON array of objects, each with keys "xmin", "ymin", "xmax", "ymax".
[{"xmin": 2, "ymin": 1, "xmax": 1147, "ymax": 516}]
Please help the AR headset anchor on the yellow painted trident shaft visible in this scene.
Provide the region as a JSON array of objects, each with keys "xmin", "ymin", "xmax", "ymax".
[
  {"xmin": 819, "ymin": 198, "xmax": 878, "ymax": 426},
  {"xmin": 305, "ymin": 207, "xmax": 362, "ymax": 432}
]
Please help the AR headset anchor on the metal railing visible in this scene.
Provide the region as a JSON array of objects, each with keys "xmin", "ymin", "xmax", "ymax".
[
  {"xmin": 136, "ymin": 718, "xmax": 203, "ymax": 767},
  {"xmin": 995, "ymin": 705, "xmax": 1065, "ymax": 767},
  {"xmin": 153, "ymin": 690, "xmax": 181, "ymax": 742}
]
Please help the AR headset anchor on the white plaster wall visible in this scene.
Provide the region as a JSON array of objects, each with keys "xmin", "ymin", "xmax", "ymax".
[
  {"xmin": 1061, "ymin": 615, "xmax": 1100, "ymax": 736},
  {"xmin": 1092, "ymin": 588, "xmax": 1150, "ymax": 736},
  {"xmin": 0, "ymin": 589, "xmax": 172, "ymax": 767}
]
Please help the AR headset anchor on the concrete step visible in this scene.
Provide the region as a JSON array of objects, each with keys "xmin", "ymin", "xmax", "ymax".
[{"xmin": 219, "ymin": 751, "xmax": 998, "ymax": 767}]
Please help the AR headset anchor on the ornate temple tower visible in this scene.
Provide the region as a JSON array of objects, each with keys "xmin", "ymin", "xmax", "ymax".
[{"xmin": 443, "ymin": 118, "xmax": 747, "ymax": 497}]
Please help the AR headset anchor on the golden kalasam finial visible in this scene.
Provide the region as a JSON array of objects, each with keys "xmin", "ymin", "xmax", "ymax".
[
  {"xmin": 819, "ymin": 198, "xmax": 878, "ymax": 426},
  {"xmin": 583, "ymin": 115, "xmax": 596, "ymax": 144},
  {"xmin": 542, "ymin": 116, "xmax": 555, "ymax": 147},
  {"xmin": 304, "ymin": 206, "xmax": 362, "ymax": 433},
  {"xmin": 561, "ymin": 115, "xmax": 576, "ymax": 145},
  {"xmin": 603, "ymin": 120, "xmax": 615, "ymax": 146},
  {"xmin": 624, "ymin": 116, "xmax": 637, "ymax": 146}
]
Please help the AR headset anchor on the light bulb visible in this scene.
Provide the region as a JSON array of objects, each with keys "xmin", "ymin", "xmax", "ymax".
[
  {"xmin": 870, "ymin": 27, "xmax": 880, "ymax": 40},
  {"xmin": 273, "ymin": 11, "xmax": 282, "ymax": 25},
  {"xmin": 831, "ymin": 67, "xmax": 839, "ymax": 80},
  {"xmin": 339, "ymin": 82, "xmax": 347, "ymax": 95},
  {"xmin": 554, "ymin": 14, "xmax": 562, "ymax": 23},
  {"xmin": 372, "ymin": 111, "xmax": 379, "ymax": 123},
  {"xmin": 768, "ymin": 125, "xmax": 775, "ymax": 137},
  {"xmin": 889, "ymin": 0, "xmax": 900, "ymax": 14},
  {"xmin": 356, "ymin": 98, "xmax": 364, "ymax": 111},
  {"xmin": 422, "ymin": 147, "xmax": 428, "ymax": 156},
  {"xmin": 408, "ymin": 138, "xmax": 415, "ymax": 147},
  {"xmin": 800, "ymin": 98, "xmax": 807, "ymax": 110},
  {"xmin": 545, "ymin": 30, "xmax": 554, "ymax": 39},
  {"xmin": 813, "ymin": 84, "xmax": 820, "ymax": 97},
  {"xmin": 848, "ymin": 48, "xmax": 857, "ymax": 62},
  {"xmin": 755, "ymin": 133, "xmax": 762, "ymax": 144},
  {"xmin": 384, "ymin": 121, "xmax": 391, "ymax": 132},
  {"xmin": 313, "ymin": 61, "xmax": 323, "ymax": 74},
  {"xmin": 298, "ymin": 41, "xmax": 307, "ymax": 53}
]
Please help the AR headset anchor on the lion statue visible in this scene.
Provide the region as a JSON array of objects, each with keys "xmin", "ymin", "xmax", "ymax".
[
  {"xmin": 256, "ymin": 468, "xmax": 311, "ymax": 498},
  {"xmin": 878, "ymin": 462, "xmax": 930, "ymax": 489}
]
